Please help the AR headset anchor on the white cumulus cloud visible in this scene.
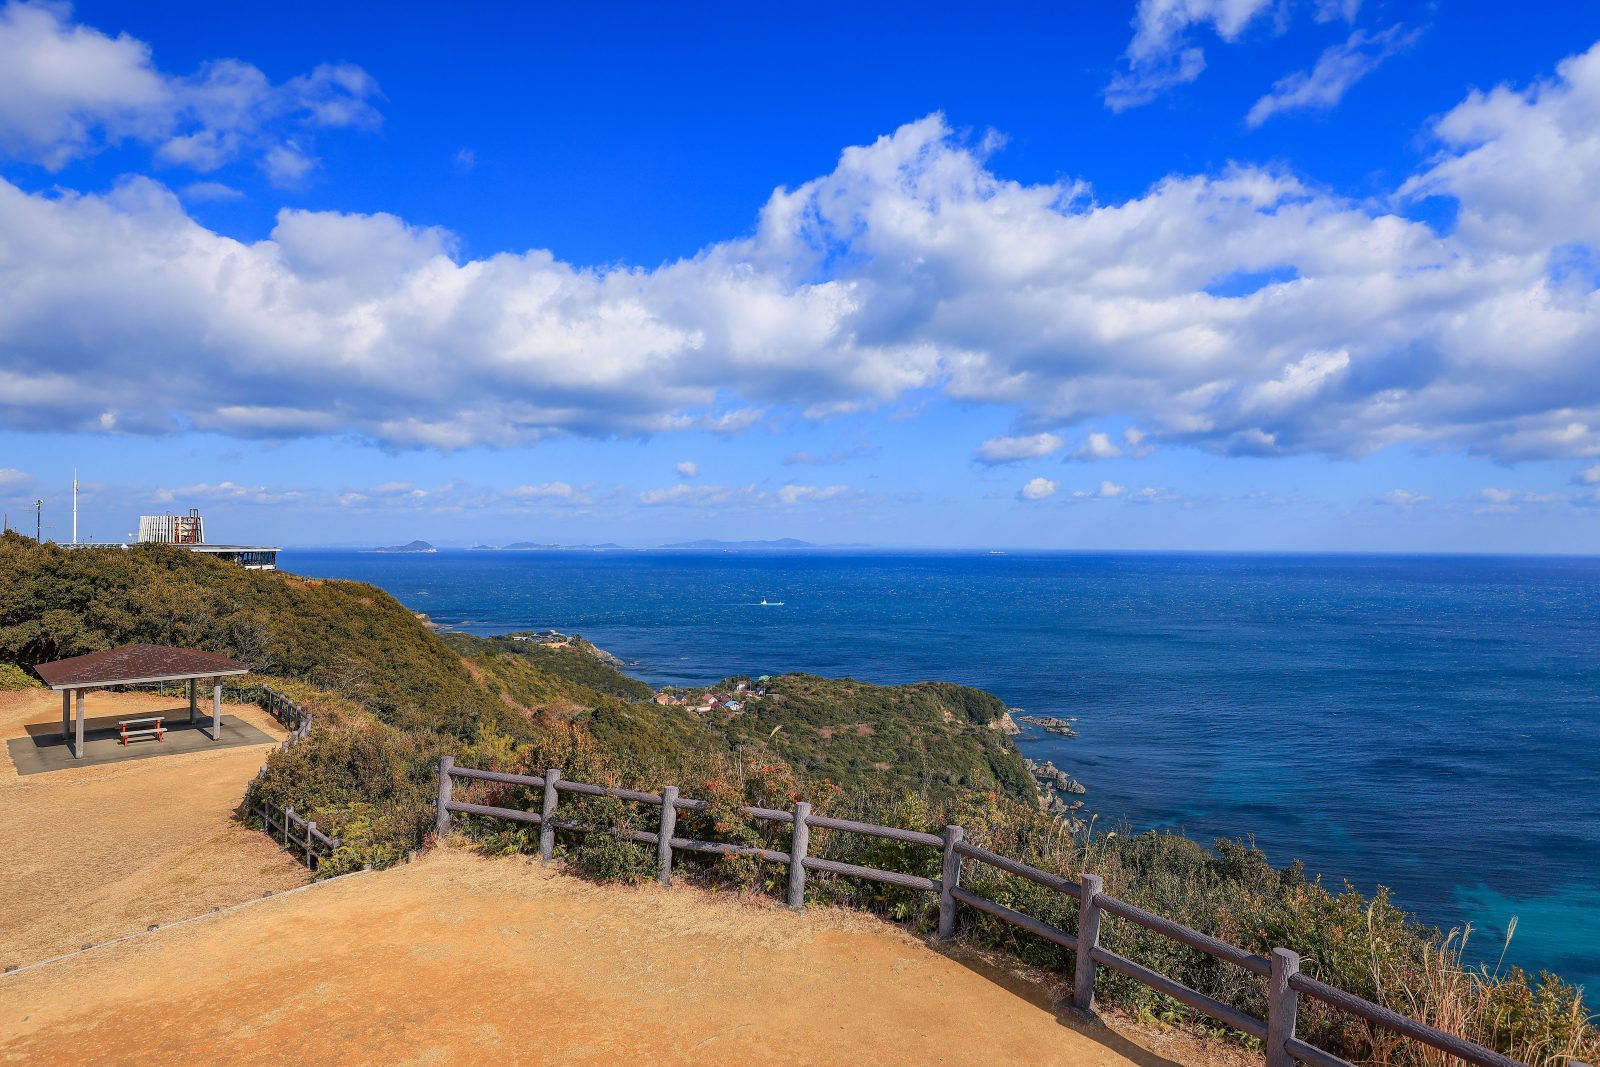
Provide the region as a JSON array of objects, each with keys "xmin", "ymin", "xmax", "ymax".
[
  {"xmin": 2, "ymin": 43, "xmax": 1600, "ymax": 463},
  {"xmin": 675, "ymin": 461, "xmax": 699, "ymax": 478},
  {"xmin": 1122, "ymin": 428, "xmax": 1156, "ymax": 458},
  {"xmin": 1377, "ymin": 488, "xmax": 1430, "ymax": 508},
  {"xmin": 1401, "ymin": 40, "xmax": 1600, "ymax": 253},
  {"xmin": 1018, "ymin": 477, "xmax": 1057, "ymax": 501},
  {"xmin": 1072, "ymin": 432, "xmax": 1124, "ymax": 461},
  {"xmin": 776, "ymin": 483, "xmax": 854, "ymax": 506},
  {"xmin": 976, "ymin": 432, "xmax": 1063, "ymax": 464},
  {"xmin": 1074, "ymin": 481, "xmax": 1127, "ymax": 499},
  {"xmin": 0, "ymin": 1, "xmax": 379, "ymax": 173}
]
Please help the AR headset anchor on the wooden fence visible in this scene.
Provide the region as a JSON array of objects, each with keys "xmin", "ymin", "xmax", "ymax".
[
  {"xmin": 436, "ymin": 757, "xmax": 1553, "ymax": 1067},
  {"xmin": 243, "ymin": 686, "xmax": 331, "ymax": 870},
  {"xmin": 239, "ymin": 684, "xmax": 312, "ymax": 745},
  {"xmin": 258, "ymin": 801, "xmax": 340, "ymax": 870}
]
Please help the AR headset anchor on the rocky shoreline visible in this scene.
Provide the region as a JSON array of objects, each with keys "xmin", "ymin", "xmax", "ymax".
[
  {"xmin": 1004, "ymin": 707, "xmax": 1089, "ymax": 827},
  {"xmin": 1013, "ymin": 703, "xmax": 1089, "ymax": 830},
  {"xmin": 1027, "ymin": 761, "xmax": 1087, "ymax": 828},
  {"xmin": 1016, "ymin": 713, "xmax": 1077, "ymax": 737}
]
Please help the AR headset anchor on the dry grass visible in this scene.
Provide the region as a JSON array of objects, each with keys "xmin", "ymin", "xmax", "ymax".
[
  {"xmin": 1371, "ymin": 926, "xmax": 1599, "ymax": 1067},
  {"xmin": 947, "ymin": 809, "xmax": 1600, "ymax": 1067},
  {"xmin": 0, "ymin": 689, "xmax": 307, "ymax": 967},
  {"xmin": 0, "ymin": 847, "xmax": 1222, "ymax": 1067}
]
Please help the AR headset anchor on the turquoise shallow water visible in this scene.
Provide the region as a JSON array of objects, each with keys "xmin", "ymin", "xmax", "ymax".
[{"xmin": 282, "ymin": 549, "xmax": 1600, "ymax": 988}]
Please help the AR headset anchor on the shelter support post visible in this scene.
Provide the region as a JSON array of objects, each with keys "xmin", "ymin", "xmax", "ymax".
[
  {"xmin": 188, "ymin": 678, "xmax": 196, "ymax": 724},
  {"xmin": 61, "ymin": 690, "xmax": 70, "ymax": 739},
  {"xmin": 74, "ymin": 689, "xmax": 84, "ymax": 758},
  {"xmin": 212, "ymin": 680, "xmax": 222, "ymax": 740}
]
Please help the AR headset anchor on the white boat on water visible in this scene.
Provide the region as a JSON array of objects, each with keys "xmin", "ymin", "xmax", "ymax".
[{"xmin": 758, "ymin": 598, "xmax": 785, "ymax": 606}]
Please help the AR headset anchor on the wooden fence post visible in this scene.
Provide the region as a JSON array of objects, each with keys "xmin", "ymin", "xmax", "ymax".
[
  {"xmin": 787, "ymin": 801, "xmax": 811, "ymax": 909},
  {"xmin": 1267, "ymin": 947, "xmax": 1300, "ymax": 1067},
  {"xmin": 657, "ymin": 786, "xmax": 678, "ymax": 885},
  {"xmin": 282, "ymin": 805, "xmax": 293, "ymax": 847},
  {"xmin": 1073, "ymin": 873, "xmax": 1104, "ymax": 1012},
  {"xmin": 539, "ymin": 769, "xmax": 561, "ymax": 860},
  {"xmin": 305, "ymin": 821, "xmax": 317, "ymax": 868},
  {"xmin": 938, "ymin": 825, "xmax": 964, "ymax": 940},
  {"xmin": 435, "ymin": 755, "xmax": 454, "ymax": 838}
]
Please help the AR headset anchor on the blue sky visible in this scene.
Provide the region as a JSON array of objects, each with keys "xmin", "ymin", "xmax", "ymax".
[{"xmin": 3, "ymin": 0, "xmax": 1600, "ymax": 550}]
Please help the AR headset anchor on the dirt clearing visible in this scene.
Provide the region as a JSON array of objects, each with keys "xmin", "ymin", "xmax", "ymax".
[
  {"xmin": 0, "ymin": 688, "xmax": 307, "ymax": 967},
  {"xmin": 0, "ymin": 847, "xmax": 1188, "ymax": 1067}
]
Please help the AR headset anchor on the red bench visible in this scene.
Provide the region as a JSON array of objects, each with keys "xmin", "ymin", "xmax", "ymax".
[{"xmin": 118, "ymin": 716, "xmax": 166, "ymax": 746}]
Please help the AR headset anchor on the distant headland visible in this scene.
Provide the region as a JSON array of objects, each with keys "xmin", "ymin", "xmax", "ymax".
[{"xmin": 369, "ymin": 540, "xmax": 437, "ymax": 554}]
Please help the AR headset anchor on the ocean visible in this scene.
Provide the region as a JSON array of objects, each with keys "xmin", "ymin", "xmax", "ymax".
[{"xmin": 282, "ymin": 548, "xmax": 1600, "ymax": 988}]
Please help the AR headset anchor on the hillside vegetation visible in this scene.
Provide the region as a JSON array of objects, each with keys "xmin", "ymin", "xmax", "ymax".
[
  {"xmin": 0, "ymin": 535, "xmax": 493, "ymax": 736},
  {"xmin": 2, "ymin": 531, "xmax": 1593, "ymax": 1067},
  {"xmin": 441, "ymin": 631, "xmax": 654, "ymax": 701},
  {"xmin": 701, "ymin": 674, "xmax": 1034, "ymax": 807}
]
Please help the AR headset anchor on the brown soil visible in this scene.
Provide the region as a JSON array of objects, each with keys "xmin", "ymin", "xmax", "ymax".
[
  {"xmin": 0, "ymin": 846, "xmax": 1205, "ymax": 1067},
  {"xmin": 0, "ymin": 688, "xmax": 307, "ymax": 967}
]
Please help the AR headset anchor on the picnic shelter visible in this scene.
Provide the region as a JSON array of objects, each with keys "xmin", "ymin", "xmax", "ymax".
[{"xmin": 33, "ymin": 644, "xmax": 251, "ymax": 759}]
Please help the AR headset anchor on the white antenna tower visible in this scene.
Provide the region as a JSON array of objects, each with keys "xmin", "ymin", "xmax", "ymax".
[{"xmin": 72, "ymin": 469, "xmax": 78, "ymax": 544}]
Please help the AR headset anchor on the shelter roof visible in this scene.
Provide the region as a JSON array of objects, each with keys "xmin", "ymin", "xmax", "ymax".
[{"xmin": 33, "ymin": 644, "xmax": 250, "ymax": 690}]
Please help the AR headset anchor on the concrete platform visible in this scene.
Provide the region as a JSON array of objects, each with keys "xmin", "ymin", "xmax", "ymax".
[{"xmin": 7, "ymin": 713, "xmax": 275, "ymax": 775}]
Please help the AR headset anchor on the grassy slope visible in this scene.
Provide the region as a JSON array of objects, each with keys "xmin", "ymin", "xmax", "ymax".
[
  {"xmin": 441, "ymin": 632, "xmax": 654, "ymax": 701},
  {"xmin": 705, "ymin": 674, "xmax": 1035, "ymax": 807},
  {"xmin": 0, "ymin": 535, "xmax": 495, "ymax": 737},
  {"xmin": 0, "ymin": 533, "xmax": 1027, "ymax": 817}
]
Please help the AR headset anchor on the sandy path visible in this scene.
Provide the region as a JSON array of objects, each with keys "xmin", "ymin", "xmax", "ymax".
[
  {"xmin": 0, "ymin": 847, "xmax": 1181, "ymax": 1067},
  {"xmin": 0, "ymin": 689, "xmax": 307, "ymax": 967}
]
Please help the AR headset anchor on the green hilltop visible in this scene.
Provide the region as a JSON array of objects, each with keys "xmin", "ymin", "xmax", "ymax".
[{"xmin": 0, "ymin": 532, "xmax": 1034, "ymax": 810}]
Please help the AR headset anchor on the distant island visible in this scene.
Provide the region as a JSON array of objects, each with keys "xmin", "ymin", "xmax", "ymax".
[
  {"xmin": 370, "ymin": 540, "xmax": 437, "ymax": 554},
  {"xmin": 471, "ymin": 542, "xmax": 626, "ymax": 552},
  {"xmin": 656, "ymin": 538, "xmax": 868, "ymax": 551}
]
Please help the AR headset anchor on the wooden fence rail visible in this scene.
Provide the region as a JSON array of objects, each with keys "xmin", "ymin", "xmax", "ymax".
[
  {"xmin": 243, "ymin": 686, "xmax": 331, "ymax": 871},
  {"xmin": 437, "ymin": 758, "xmax": 1548, "ymax": 1067},
  {"xmin": 239, "ymin": 684, "xmax": 311, "ymax": 744},
  {"xmin": 257, "ymin": 800, "xmax": 341, "ymax": 870}
]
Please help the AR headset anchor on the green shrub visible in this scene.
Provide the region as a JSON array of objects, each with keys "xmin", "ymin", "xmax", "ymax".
[
  {"xmin": 0, "ymin": 662, "xmax": 38, "ymax": 690},
  {"xmin": 567, "ymin": 797, "xmax": 656, "ymax": 884}
]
